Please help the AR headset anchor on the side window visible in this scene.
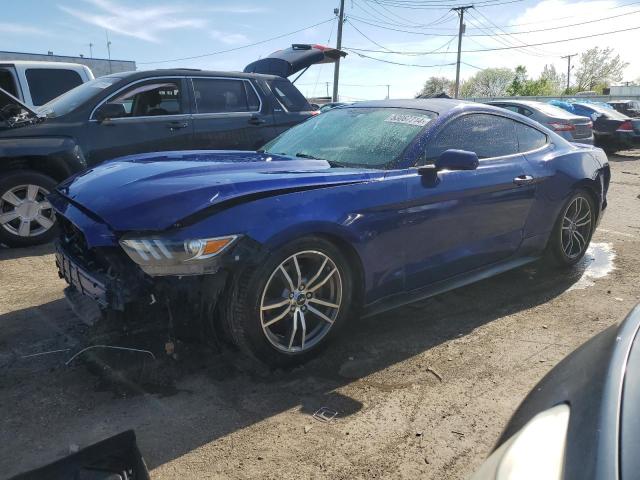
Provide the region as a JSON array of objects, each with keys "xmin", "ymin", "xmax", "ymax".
[
  {"xmin": 268, "ymin": 79, "xmax": 311, "ymax": 112},
  {"xmin": 25, "ymin": 68, "xmax": 83, "ymax": 106},
  {"xmin": 425, "ymin": 113, "xmax": 518, "ymax": 162},
  {"xmin": 519, "ymin": 107, "xmax": 534, "ymax": 117},
  {"xmin": 499, "ymin": 105, "xmax": 520, "ymax": 114},
  {"xmin": 192, "ymin": 78, "xmax": 258, "ymax": 113},
  {"xmin": 105, "ymin": 80, "xmax": 182, "ymax": 118},
  {"xmin": 516, "ymin": 123, "xmax": 547, "ymax": 152},
  {"xmin": 0, "ymin": 68, "xmax": 19, "ymax": 98}
]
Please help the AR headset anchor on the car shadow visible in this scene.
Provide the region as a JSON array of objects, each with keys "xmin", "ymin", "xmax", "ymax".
[
  {"xmin": 0, "ymin": 242, "xmax": 55, "ymax": 260},
  {"xmin": 0, "ymin": 257, "xmax": 589, "ymax": 476},
  {"xmin": 608, "ymin": 150, "xmax": 640, "ymax": 162}
]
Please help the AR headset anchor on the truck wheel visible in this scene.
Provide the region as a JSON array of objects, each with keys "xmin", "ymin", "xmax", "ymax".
[
  {"xmin": 0, "ymin": 170, "xmax": 58, "ymax": 247},
  {"xmin": 223, "ymin": 236, "xmax": 354, "ymax": 367},
  {"xmin": 547, "ymin": 189, "xmax": 595, "ymax": 267}
]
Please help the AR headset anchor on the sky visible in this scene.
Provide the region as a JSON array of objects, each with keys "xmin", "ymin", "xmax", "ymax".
[{"xmin": 1, "ymin": 0, "xmax": 639, "ymax": 100}]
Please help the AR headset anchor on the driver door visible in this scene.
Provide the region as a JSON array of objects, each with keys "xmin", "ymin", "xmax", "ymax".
[
  {"xmin": 400, "ymin": 113, "xmax": 537, "ymax": 291},
  {"xmin": 86, "ymin": 77, "xmax": 193, "ymax": 165}
]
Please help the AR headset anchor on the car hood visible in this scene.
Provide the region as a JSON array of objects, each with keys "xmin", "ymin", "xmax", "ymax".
[
  {"xmin": 0, "ymin": 87, "xmax": 41, "ymax": 130},
  {"xmin": 56, "ymin": 150, "xmax": 380, "ymax": 232}
]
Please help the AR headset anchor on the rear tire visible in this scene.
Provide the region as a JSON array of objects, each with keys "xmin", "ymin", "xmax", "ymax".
[
  {"xmin": 222, "ymin": 236, "xmax": 354, "ymax": 367},
  {"xmin": 547, "ymin": 189, "xmax": 595, "ymax": 267},
  {"xmin": 0, "ymin": 170, "xmax": 58, "ymax": 248}
]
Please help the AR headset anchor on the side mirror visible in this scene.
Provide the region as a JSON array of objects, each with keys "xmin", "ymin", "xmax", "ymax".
[
  {"xmin": 94, "ymin": 103, "xmax": 126, "ymax": 122},
  {"xmin": 438, "ymin": 149, "xmax": 479, "ymax": 170},
  {"xmin": 418, "ymin": 149, "xmax": 479, "ymax": 176}
]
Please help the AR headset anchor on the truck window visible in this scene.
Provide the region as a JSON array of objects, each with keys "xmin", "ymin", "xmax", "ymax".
[
  {"xmin": 0, "ymin": 68, "xmax": 19, "ymax": 98},
  {"xmin": 25, "ymin": 68, "xmax": 83, "ymax": 106}
]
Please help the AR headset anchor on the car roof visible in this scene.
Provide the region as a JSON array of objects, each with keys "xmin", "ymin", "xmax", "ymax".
[
  {"xmin": 346, "ymin": 98, "xmax": 472, "ymax": 114},
  {"xmin": 487, "ymin": 99, "xmax": 546, "ymax": 107},
  {"xmin": 114, "ymin": 69, "xmax": 284, "ymax": 82},
  {"xmin": 0, "ymin": 60, "xmax": 91, "ymax": 69}
]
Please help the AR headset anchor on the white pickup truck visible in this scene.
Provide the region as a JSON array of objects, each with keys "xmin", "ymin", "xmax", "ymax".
[{"xmin": 0, "ymin": 61, "xmax": 94, "ymax": 108}]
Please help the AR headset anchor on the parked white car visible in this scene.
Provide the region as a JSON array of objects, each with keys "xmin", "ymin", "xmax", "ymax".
[{"xmin": 0, "ymin": 61, "xmax": 94, "ymax": 108}]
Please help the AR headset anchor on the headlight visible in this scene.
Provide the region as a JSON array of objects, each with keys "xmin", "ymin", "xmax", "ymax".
[
  {"xmin": 471, "ymin": 404, "xmax": 570, "ymax": 480},
  {"xmin": 120, "ymin": 235, "xmax": 238, "ymax": 276}
]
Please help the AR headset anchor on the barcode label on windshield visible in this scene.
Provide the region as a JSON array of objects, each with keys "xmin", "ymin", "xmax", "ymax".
[{"xmin": 385, "ymin": 114, "xmax": 430, "ymax": 127}]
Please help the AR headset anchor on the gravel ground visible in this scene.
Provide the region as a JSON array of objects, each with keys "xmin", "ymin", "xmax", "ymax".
[{"xmin": 1, "ymin": 151, "xmax": 639, "ymax": 479}]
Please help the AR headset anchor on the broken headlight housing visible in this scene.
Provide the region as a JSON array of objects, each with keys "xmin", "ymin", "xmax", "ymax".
[{"xmin": 120, "ymin": 234, "xmax": 238, "ymax": 276}]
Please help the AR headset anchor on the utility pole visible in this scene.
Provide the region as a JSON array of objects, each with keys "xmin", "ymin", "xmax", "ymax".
[
  {"xmin": 561, "ymin": 53, "xmax": 578, "ymax": 92},
  {"xmin": 452, "ymin": 6, "xmax": 472, "ymax": 99},
  {"xmin": 386, "ymin": 84, "xmax": 390, "ymax": 99},
  {"xmin": 87, "ymin": 42, "xmax": 93, "ymax": 58},
  {"xmin": 105, "ymin": 30, "xmax": 112, "ymax": 74},
  {"xmin": 332, "ymin": 0, "xmax": 345, "ymax": 102},
  {"xmin": 326, "ymin": 82, "xmax": 330, "ymax": 98}
]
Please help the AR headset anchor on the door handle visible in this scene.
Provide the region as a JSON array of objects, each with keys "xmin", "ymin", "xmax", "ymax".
[
  {"xmin": 513, "ymin": 175, "xmax": 536, "ymax": 186},
  {"xmin": 248, "ymin": 116, "xmax": 266, "ymax": 125},
  {"xmin": 167, "ymin": 121, "xmax": 188, "ymax": 131}
]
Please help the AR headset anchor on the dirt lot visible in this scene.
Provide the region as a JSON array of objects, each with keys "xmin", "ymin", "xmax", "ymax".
[{"xmin": 1, "ymin": 151, "xmax": 639, "ymax": 480}]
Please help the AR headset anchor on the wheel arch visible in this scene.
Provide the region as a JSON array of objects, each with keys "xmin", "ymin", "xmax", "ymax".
[{"xmin": 0, "ymin": 156, "xmax": 75, "ymax": 182}]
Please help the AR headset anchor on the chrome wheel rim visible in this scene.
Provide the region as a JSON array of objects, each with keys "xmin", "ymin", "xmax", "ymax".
[
  {"xmin": 260, "ymin": 250, "xmax": 343, "ymax": 353},
  {"xmin": 561, "ymin": 196, "xmax": 592, "ymax": 259},
  {"xmin": 0, "ymin": 184, "xmax": 55, "ymax": 238}
]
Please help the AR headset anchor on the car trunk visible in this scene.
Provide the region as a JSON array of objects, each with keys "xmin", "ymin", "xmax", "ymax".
[
  {"xmin": 244, "ymin": 44, "xmax": 346, "ymax": 79},
  {"xmin": 569, "ymin": 117, "xmax": 593, "ymax": 141}
]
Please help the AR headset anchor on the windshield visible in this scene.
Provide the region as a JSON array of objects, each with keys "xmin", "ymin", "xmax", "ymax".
[
  {"xmin": 37, "ymin": 76, "xmax": 124, "ymax": 118},
  {"xmin": 263, "ymin": 107, "xmax": 436, "ymax": 168}
]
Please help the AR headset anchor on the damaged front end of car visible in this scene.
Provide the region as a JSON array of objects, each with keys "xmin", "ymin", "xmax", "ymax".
[{"xmin": 50, "ymin": 191, "xmax": 265, "ymax": 337}]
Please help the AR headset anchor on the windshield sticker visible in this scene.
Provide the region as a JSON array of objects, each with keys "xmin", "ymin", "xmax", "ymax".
[{"xmin": 385, "ymin": 113, "xmax": 430, "ymax": 127}]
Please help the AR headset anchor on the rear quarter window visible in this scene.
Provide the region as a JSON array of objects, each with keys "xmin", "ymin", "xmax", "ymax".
[
  {"xmin": 516, "ymin": 123, "xmax": 547, "ymax": 152},
  {"xmin": 426, "ymin": 113, "xmax": 519, "ymax": 160},
  {"xmin": 25, "ymin": 68, "xmax": 83, "ymax": 106},
  {"xmin": 268, "ymin": 79, "xmax": 311, "ymax": 112}
]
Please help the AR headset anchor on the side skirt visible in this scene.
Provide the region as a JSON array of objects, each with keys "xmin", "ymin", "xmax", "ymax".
[{"xmin": 361, "ymin": 255, "xmax": 540, "ymax": 318}]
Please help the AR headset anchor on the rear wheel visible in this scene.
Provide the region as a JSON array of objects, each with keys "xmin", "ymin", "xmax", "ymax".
[
  {"xmin": 223, "ymin": 237, "xmax": 354, "ymax": 367},
  {"xmin": 0, "ymin": 170, "xmax": 58, "ymax": 247},
  {"xmin": 547, "ymin": 189, "xmax": 595, "ymax": 266}
]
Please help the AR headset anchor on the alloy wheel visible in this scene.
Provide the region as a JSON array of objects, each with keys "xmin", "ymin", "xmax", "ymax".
[
  {"xmin": 0, "ymin": 184, "xmax": 55, "ymax": 237},
  {"xmin": 260, "ymin": 250, "xmax": 343, "ymax": 353},
  {"xmin": 561, "ymin": 196, "xmax": 592, "ymax": 259}
]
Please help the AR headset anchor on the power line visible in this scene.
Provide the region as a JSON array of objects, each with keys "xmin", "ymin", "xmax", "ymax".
[
  {"xmin": 344, "ymin": 23, "xmax": 640, "ymax": 54},
  {"xmin": 346, "ymin": 48, "xmax": 457, "ymax": 67},
  {"xmin": 139, "ymin": 18, "xmax": 334, "ymax": 65},
  {"xmin": 348, "ymin": 18, "xmax": 457, "ymax": 55},
  {"xmin": 357, "ymin": 0, "xmax": 526, "ymax": 9},
  {"xmin": 349, "ymin": 7, "xmax": 640, "ymax": 38}
]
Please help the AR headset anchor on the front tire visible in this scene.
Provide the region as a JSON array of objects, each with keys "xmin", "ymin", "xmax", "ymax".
[
  {"xmin": 223, "ymin": 236, "xmax": 354, "ymax": 367},
  {"xmin": 547, "ymin": 189, "xmax": 595, "ymax": 266},
  {"xmin": 0, "ymin": 170, "xmax": 58, "ymax": 248}
]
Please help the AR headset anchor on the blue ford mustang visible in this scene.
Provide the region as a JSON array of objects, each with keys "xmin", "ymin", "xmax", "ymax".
[{"xmin": 50, "ymin": 99, "xmax": 610, "ymax": 366}]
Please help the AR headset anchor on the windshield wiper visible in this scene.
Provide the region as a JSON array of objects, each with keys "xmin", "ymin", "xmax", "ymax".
[
  {"xmin": 295, "ymin": 152, "xmax": 322, "ymax": 160},
  {"xmin": 295, "ymin": 152, "xmax": 347, "ymax": 168}
]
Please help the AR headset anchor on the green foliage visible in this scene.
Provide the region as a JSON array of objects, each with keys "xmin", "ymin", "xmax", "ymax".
[
  {"xmin": 417, "ymin": 76, "xmax": 455, "ymax": 97},
  {"xmin": 574, "ymin": 47, "xmax": 628, "ymax": 91},
  {"xmin": 460, "ymin": 68, "xmax": 515, "ymax": 97}
]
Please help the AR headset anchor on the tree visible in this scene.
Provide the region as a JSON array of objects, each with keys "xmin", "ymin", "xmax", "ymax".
[
  {"xmin": 460, "ymin": 68, "xmax": 514, "ymax": 98},
  {"xmin": 574, "ymin": 47, "xmax": 628, "ymax": 91},
  {"xmin": 506, "ymin": 65, "xmax": 528, "ymax": 96},
  {"xmin": 417, "ymin": 76, "xmax": 455, "ymax": 97},
  {"xmin": 539, "ymin": 64, "xmax": 565, "ymax": 95}
]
